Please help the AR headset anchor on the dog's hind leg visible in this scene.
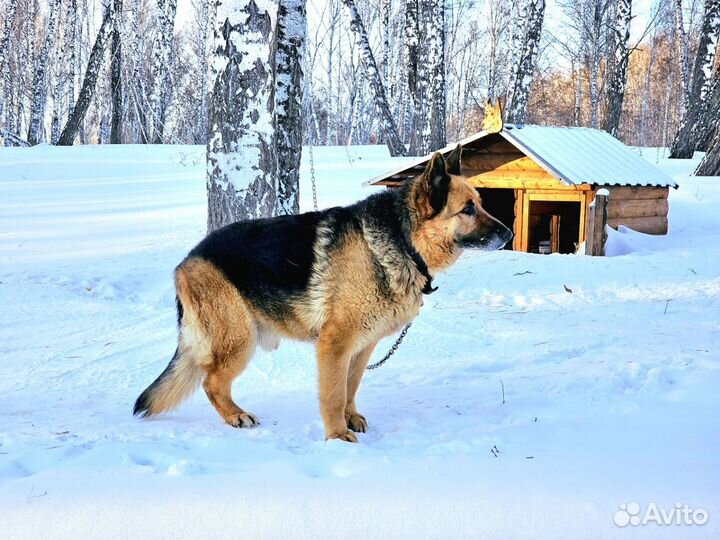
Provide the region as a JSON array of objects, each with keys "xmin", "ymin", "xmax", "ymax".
[
  {"xmin": 200, "ymin": 295, "xmax": 259, "ymax": 428},
  {"xmin": 176, "ymin": 258, "xmax": 259, "ymax": 428},
  {"xmin": 344, "ymin": 341, "xmax": 378, "ymax": 433},
  {"xmin": 202, "ymin": 344, "xmax": 258, "ymax": 428}
]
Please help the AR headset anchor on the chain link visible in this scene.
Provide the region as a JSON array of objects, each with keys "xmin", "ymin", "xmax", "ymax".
[
  {"xmin": 366, "ymin": 323, "xmax": 412, "ymax": 370},
  {"xmin": 308, "ymin": 143, "xmax": 318, "ymax": 212},
  {"xmin": 307, "ymin": 142, "xmax": 409, "ymax": 369}
]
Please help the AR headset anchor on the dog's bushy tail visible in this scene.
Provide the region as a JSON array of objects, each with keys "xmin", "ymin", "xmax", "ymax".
[{"xmin": 133, "ymin": 297, "xmax": 205, "ymax": 417}]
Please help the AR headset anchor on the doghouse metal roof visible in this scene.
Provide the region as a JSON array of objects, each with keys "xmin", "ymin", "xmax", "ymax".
[{"xmin": 367, "ymin": 125, "xmax": 678, "ymax": 188}]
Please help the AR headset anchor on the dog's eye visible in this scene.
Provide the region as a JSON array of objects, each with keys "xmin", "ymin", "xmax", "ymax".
[{"xmin": 461, "ymin": 202, "xmax": 476, "ymax": 216}]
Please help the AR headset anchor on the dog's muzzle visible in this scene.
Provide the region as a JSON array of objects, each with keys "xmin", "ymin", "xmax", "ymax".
[{"xmin": 460, "ymin": 223, "xmax": 514, "ymax": 251}]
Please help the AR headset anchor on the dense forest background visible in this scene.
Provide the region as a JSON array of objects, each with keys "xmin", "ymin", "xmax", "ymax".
[{"xmin": 0, "ymin": 0, "xmax": 718, "ymax": 157}]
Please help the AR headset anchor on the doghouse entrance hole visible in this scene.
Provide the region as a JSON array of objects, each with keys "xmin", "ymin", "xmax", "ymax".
[
  {"xmin": 528, "ymin": 200, "xmax": 581, "ymax": 254},
  {"xmin": 477, "ymin": 188, "xmax": 515, "ymax": 250}
]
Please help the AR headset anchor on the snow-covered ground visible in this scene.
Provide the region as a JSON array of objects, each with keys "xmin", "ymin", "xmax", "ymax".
[{"xmin": 0, "ymin": 144, "xmax": 718, "ymax": 540}]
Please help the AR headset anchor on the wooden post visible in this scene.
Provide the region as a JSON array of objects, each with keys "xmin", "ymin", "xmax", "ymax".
[{"xmin": 585, "ymin": 188, "xmax": 609, "ymax": 256}]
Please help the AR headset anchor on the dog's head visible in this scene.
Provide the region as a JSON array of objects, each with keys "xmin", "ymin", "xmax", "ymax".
[{"xmin": 408, "ymin": 144, "xmax": 513, "ymax": 271}]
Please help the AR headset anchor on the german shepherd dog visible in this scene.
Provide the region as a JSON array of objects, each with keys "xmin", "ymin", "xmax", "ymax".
[{"xmin": 134, "ymin": 145, "xmax": 512, "ymax": 442}]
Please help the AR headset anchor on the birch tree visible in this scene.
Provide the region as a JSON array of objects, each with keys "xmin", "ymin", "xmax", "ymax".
[
  {"xmin": 189, "ymin": 0, "xmax": 212, "ymax": 144},
  {"xmin": 695, "ymin": 124, "xmax": 720, "ymax": 175},
  {"xmin": 58, "ymin": 5, "xmax": 114, "ymax": 146},
  {"xmin": 341, "ymin": 0, "xmax": 406, "ymax": 156},
  {"xmin": 0, "ymin": 0, "xmax": 19, "ymax": 126},
  {"xmin": 604, "ymin": 0, "xmax": 632, "ymax": 137},
  {"xmin": 275, "ymin": 0, "xmax": 306, "ymax": 215},
  {"xmin": 670, "ymin": 0, "xmax": 720, "ymax": 158},
  {"xmin": 673, "ymin": 0, "xmax": 691, "ymax": 98},
  {"xmin": 506, "ymin": 0, "xmax": 545, "ymax": 124},
  {"xmin": 110, "ymin": 0, "xmax": 123, "ymax": 144},
  {"xmin": 206, "ymin": 0, "xmax": 278, "ymax": 231},
  {"xmin": 149, "ymin": 0, "xmax": 178, "ymax": 143},
  {"xmin": 27, "ymin": 0, "xmax": 62, "ymax": 145},
  {"xmin": 405, "ymin": 0, "xmax": 445, "ymax": 154},
  {"xmin": 424, "ymin": 0, "xmax": 446, "ymax": 152}
]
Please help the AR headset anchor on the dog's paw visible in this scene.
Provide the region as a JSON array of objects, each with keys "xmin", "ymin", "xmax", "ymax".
[
  {"xmin": 225, "ymin": 412, "xmax": 259, "ymax": 428},
  {"xmin": 345, "ymin": 412, "xmax": 368, "ymax": 433},
  {"xmin": 327, "ymin": 430, "xmax": 358, "ymax": 443}
]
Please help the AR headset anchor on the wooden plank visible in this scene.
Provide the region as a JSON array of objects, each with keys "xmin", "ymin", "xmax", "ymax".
[
  {"xmin": 472, "ymin": 140, "xmax": 518, "ymax": 154},
  {"xmin": 525, "ymin": 185, "xmax": 593, "ymax": 193},
  {"xmin": 468, "ymin": 169, "xmax": 556, "ymax": 181},
  {"xmin": 579, "ymin": 192, "xmax": 588, "ymax": 244},
  {"xmin": 602, "ymin": 186, "xmax": 669, "ymax": 200},
  {"xmin": 524, "ymin": 192, "xmax": 589, "ymax": 202},
  {"xmin": 513, "ymin": 189, "xmax": 524, "ymax": 251},
  {"xmin": 608, "ymin": 216, "xmax": 668, "ymax": 235},
  {"xmin": 550, "ymin": 215, "xmax": 561, "ymax": 253},
  {"xmin": 585, "ymin": 189, "xmax": 609, "ymax": 256},
  {"xmin": 607, "ymin": 198, "xmax": 668, "ymax": 218},
  {"xmin": 463, "ymin": 153, "xmax": 545, "ymax": 172},
  {"xmin": 468, "ymin": 178, "xmax": 567, "ymax": 189},
  {"xmin": 521, "ymin": 192, "xmax": 530, "ymax": 252}
]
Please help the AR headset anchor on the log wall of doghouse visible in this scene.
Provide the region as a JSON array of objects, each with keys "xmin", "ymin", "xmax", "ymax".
[{"xmin": 597, "ymin": 185, "xmax": 669, "ymax": 235}]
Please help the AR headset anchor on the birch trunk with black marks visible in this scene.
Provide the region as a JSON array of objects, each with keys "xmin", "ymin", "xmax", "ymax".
[
  {"xmin": 206, "ymin": 0, "xmax": 278, "ymax": 232},
  {"xmin": 604, "ymin": 0, "xmax": 632, "ymax": 138},
  {"xmin": 129, "ymin": 3, "xmax": 149, "ymax": 144},
  {"xmin": 57, "ymin": 6, "xmax": 114, "ymax": 146},
  {"xmin": 65, "ymin": 0, "xmax": 76, "ymax": 124},
  {"xmin": 693, "ymin": 71, "xmax": 720, "ymax": 150},
  {"xmin": 574, "ymin": 60, "xmax": 582, "ymax": 126},
  {"xmin": 674, "ymin": 0, "xmax": 690, "ymax": 99},
  {"xmin": 670, "ymin": 0, "xmax": 720, "ymax": 158},
  {"xmin": 110, "ymin": 0, "xmax": 123, "ymax": 144},
  {"xmin": 0, "ymin": 0, "xmax": 19, "ymax": 126},
  {"xmin": 405, "ymin": 0, "xmax": 421, "ymax": 152},
  {"xmin": 506, "ymin": 0, "xmax": 545, "ymax": 125},
  {"xmin": 192, "ymin": 0, "xmax": 212, "ymax": 145},
  {"xmin": 149, "ymin": 0, "xmax": 177, "ymax": 144},
  {"xmin": 275, "ymin": 0, "xmax": 306, "ymax": 216},
  {"xmin": 341, "ymin": 0, "xmax": 405, "ymax": 156},
  {"xmin": 325, "ymin": 1, "xmax": 337, "ymax": 145},
  {"xmin": 505, "ymin": 0, "xmax": 528, "ymax": 113},
  {"xmin": 695, "ymin": 125, "xmax": 720, "ymax": 175},
  {"xmin": 382, "ymin": 0, "xmax": 390, "ymax": 89},
  {"xmin": 27, "ymin": 0, "xmax": 62, "ymax": 145},
  {"xmin": 50, "ymin": 4, "xmax": 66, "ymax": 144},
  {"xmin": 424, "ymin": 0, "xmax": 445, "ymax": 152}
]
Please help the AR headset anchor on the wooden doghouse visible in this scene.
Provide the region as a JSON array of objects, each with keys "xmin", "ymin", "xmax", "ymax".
[{"xmin": 368, "ymin": 109, "xmax": 677, "ymax": 255}]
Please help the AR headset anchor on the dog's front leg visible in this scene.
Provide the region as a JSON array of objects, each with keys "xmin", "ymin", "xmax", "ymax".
[
  {"xmin": 344, "ymin": 340, "xmax": 378, "ymax": 433},
  {"xmin": 316, "ymin": 325, "xmax": 357, "ymax": 442}
]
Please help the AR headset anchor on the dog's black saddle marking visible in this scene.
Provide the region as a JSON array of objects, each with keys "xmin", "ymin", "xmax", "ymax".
[{"xmin": 188, "ymin": 212, "xmax": 322, "ymax": 319}]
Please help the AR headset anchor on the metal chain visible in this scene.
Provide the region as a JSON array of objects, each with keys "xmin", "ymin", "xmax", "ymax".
[
  {"xmin": 308, "ymin": 143, "xmax": 319, "ymax": 212},
  {"xmin": 306, "ymin": 142, "xmax": 409, "ymax": 369},
  {"xmin": 366, "ymin": 323, "xmax": 412, "ymax": 370}
]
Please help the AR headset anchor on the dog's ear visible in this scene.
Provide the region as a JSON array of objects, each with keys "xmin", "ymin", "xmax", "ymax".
[
  {"xmin": 421, "ymin": 152, "xmax": 451, "ymax": 215},
  {"xmin": 445, "ymin": 144, "xmax": 462, "ymax": 175}
]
